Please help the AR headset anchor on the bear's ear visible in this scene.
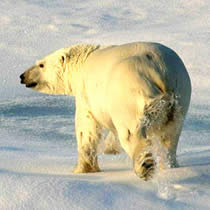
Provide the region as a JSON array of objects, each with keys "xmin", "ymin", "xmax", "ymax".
[
  {"xmin": 60, "ymin": 55, "xmax": 65, "ymax": 65},
  {"xmin": 60, "ymin": 54, "xmax": 67, "ymax": 72},
  {"xmin": 61, "ymin": 55, "xmax": 65, "ymax": 64}
]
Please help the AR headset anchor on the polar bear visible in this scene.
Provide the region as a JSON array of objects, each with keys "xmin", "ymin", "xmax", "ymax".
[{"xmin": 20, "ymin": 42, "xmax": 191, "ymax": 181}]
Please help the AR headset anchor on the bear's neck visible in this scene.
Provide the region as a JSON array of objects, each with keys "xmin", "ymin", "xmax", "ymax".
[
  {"xmin": 65, "ymin": 44, "xmax": 101, "ymax": 95},
  {"xmin": 66, "ymin": 44, "xmax": 100, "ymax": 71}
]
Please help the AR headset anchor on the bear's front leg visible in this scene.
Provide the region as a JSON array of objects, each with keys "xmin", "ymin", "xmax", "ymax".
[{"xmin": 73, "ymin": 105, "xmax": 102, "ymax": 173}]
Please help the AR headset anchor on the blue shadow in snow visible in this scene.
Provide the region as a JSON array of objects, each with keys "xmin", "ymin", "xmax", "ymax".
[
  {"xmin": 183, "ymin": 104, "xmax": 210, "ymax": 133},
  {"xmin": 0, "ymin": 146, "xmax": 26, "ymax": 152},
  {"xmin": 0, "ymin": 96, "xmax": 75, "ymax": 118}
]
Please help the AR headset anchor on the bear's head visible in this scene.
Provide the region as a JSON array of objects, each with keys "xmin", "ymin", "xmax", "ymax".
[
  {"xmin": 20, "ymin": 48, "xmax": 72, "ymax": 95},
  {"xmin": 20, "ymin": 44, "xmax": 101, "ymax": 95}
]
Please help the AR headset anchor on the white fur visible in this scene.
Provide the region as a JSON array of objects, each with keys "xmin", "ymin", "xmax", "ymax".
[{"xmin": 21, "ymin": 42, "xmax": 191, "ymax": 180}]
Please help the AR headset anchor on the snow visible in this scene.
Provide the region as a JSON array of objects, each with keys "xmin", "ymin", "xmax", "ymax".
[{"xmin": 0, "ymin": 0, "xmax": 210, "ymax": 209}]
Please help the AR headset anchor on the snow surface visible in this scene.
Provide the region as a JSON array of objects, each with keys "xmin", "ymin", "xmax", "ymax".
[{"xmin": 0, "ymin": 0, "xmax": 210, "ymax": 209}]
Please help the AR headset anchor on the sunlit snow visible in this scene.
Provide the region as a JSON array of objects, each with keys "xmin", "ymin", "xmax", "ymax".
[{"xmin": 0, "ymin": 0, "xmax": 210, "ymax": 209}]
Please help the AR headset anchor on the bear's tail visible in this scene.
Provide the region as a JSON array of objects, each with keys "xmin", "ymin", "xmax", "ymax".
[{"xmin": 141, "ymin": 93, "xmax": 182, "ymax": 138}]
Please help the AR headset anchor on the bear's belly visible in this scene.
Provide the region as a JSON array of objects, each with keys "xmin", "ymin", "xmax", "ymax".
[{"xmin": 88, "ymin": 102, "xmax": 116, "ymax": 132}]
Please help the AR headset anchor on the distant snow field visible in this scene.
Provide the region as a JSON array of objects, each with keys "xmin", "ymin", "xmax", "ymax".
[{"xmin": 0, "ymin": 0, "xmax": 210, "ymax": 209}]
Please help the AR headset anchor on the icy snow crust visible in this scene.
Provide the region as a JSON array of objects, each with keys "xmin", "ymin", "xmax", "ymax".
[{"xmin": 0, "ymin": 0, "xmax": 210, "ymax": 209}]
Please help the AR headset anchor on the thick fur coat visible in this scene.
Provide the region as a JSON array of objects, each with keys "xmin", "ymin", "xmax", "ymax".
[{"xmin": 20, "ymin": 42, "xmax": 191, "ymax": 180}]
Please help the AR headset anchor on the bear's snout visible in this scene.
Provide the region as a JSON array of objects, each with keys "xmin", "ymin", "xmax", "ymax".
[
  {"xmin": 20, "ymin": 73, "xmax": 25, "ymax": 84},
  {"xmin": 19, "ymin": 70, "xmax": 38, "ymax": 88}
]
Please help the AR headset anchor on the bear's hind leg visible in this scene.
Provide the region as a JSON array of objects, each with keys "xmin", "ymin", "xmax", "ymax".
[
  {"xmin": 133, "ymin": 152, "xmax": 156, "ymax": 181},
  {"xmin": 116, "ymin": 126, "xmax": 155, "ymax": 181},
  {"xmin": 104, "ymin": 131, "xmax": 121, "ymax": 155}
]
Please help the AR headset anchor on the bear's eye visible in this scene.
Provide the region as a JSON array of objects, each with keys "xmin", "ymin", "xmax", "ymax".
[{"xmin": 39, "ymin": 64, "xmax": 44, "ymax": 68}]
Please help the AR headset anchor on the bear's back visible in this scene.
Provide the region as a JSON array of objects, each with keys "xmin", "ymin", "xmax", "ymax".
[{"xmin": 82, "ymin": 42, "xmax": 191, "ymax": 122}]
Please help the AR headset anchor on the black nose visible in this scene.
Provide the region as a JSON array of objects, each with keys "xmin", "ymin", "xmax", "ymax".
[{"xmin": 20, "ymin": 73, "xmax": 25, "ymax": 83}]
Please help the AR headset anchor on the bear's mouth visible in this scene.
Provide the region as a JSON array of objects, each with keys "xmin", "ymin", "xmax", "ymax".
[
  {"xmin": 20, "ymin": 73, "xmax": 38, "ymax": 88},
  {"xmin": 26, "ymin": 82, "xmax": 38, "ymax": 88}
]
